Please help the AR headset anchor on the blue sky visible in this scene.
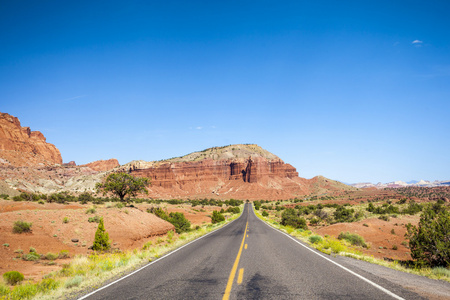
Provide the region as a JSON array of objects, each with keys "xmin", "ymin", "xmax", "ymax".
[{"xmin": 1, "ymin": 1, "xmax": 449, "ymax": 183}]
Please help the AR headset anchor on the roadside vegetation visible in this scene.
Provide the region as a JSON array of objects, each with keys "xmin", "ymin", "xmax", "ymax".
[{"xmin": 254, "ymin": 197, "xmax": 450, "ymax": 283}]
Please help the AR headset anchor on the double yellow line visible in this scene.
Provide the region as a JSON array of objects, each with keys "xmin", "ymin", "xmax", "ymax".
[{"xmin": 223, "ymin": 206, "xmax": 249, "ymax": 300}]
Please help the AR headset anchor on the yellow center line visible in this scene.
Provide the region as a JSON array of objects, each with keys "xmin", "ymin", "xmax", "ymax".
[
  {"xmin": 237, "ymin": 268, "xmax": 244, "ymax": 285},
  {"xmin": 223, "ymin": 221, "xmax": 248, "ymax": 300},
  {"xmin": 244, "ymin": 244, "xmax": 247, "ymax": 249}
]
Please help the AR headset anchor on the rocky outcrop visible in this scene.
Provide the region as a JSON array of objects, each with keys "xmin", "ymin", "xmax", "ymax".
[
  {"xmin": 123, "ymin": 145, "xmax": 316, "ymax": 200},
  {"xmin": 131, "ymin": 157, "xmax": 298, "ymax": 188},
  {"xmin": 81, "ymin": 159, "xmax": 120, "ymax": 172},
  {"xmin": 0, "ymin": 113, "xmax": 62, "ymax": 166}
]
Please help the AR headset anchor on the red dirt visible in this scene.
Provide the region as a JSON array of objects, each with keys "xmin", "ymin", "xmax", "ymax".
[
  {"xmin": 314, "ymin": 215, "xmax": 419, "ymax": 261},
  {"xmin": 0, "ymin": 200, "xmax": 174, "ymax": 281}
]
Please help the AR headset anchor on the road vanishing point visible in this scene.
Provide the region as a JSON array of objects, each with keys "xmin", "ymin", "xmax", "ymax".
[{"xmin": 79, "ymin": 203, "xmax": 448, "ymax": 299}]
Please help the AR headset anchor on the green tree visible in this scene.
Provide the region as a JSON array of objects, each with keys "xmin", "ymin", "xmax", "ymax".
[
  {"xmin": 168, "ymin": 212, "xmax": 191, "ymax": 233},
  {"xmin": 96, "ymin": 173, "xmax": 150, "ymax": 203},
  {"xmin": 92, "ymin": 217, "xmax": 110, "ymax": 251},
  {"xmin": 405, "ymin": 203, "xmax": 450, "ymax": 267}
]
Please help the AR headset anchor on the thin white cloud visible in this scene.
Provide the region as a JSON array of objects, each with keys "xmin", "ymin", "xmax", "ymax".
[
  {"xmin": 60, "ymin": 95, "xmax": 87, "ymax": 102},
  {"xmin": 412, "ymin": 40, "xmax": 423, "ymax": 44},
  {"xmin": 196, "ymin": 126, "xmax": 203, "ymax": 130}
]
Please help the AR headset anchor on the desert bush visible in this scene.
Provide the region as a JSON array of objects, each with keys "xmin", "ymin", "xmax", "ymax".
[
  {"xmin": 378, "ymin": 215, "xmax": 390, "ymax": 221},
  {"xmin": 85, "ymin": 207, "xmax": 96, "ymax": 214},
  {"xmin": 392, "ymin": 245, "xmax": 398, "ymax": 250},
  {"xmin": 3, "ymin": 271, "xmax": 24, "ymax": 285},
  {"xmin": 23, "ymin": 252, "xmax": 40, "ymax": 261},
  {"xmin": 13, "ymin": 220, "xmax": 32, "ymax": 233},
  {"xmin": 45, "ymin": 252, "xmax": 59, "ymax": 260},
  {"xmin": 309, "ymin": 235, "xmax": 323, "ymax": 244},
  {"xmin": 92, "ymin": 218, "xmax": 110, "ymax": 251},
  {"xmin": 78, "ymin": 192, "xmax": 93, "ymax": 204},
  {"xmin": 333, "ymin": 206, "xmax": 356, "ymax": 223},
  {"xmin": 406, "ymin": 203, "xmax": 450, "ymax": 267},
  {"xmin": 58, "ymin": 250, "xmax": 70, "ymax": 259},
  {"xmin": 281, "ymin": 208, "xmax": 308, "ymax": 230},
  {"xmin": 254, "ymin": 201, "xmax": 261, "ymax": 210},
  {"xmin": 168, "ymin": 212, "xmax": 191, "ymax": 233},
  {"xmin": 0, "ymin": 193, "xmax": 9, "ymax": 199},
  {"xmin": 115, "ymin": 202, "xmax": 125, "ymax": 209},
  {"xmin": 262, "ymin": 210, "xmax": 269, "ymax": 217},
  {"xmin": 65, "ymin": 275, "xmax": 83, "ymax": 288},
  {"xmin": 38, "ymin": 199, "xmax": 45, "ymax": 204},
  {"xmin": 63, "ymin": 217, "xmax": 69, "ymax": 224},
  {"xmin": 314, "ymin": 209, "xmax": 328, "ymax": 220},
  {"xmin": 38, "ymin": 278, "xmax": 60, "ymax": 292},
  {"xmin": 402, "ymin": 200, "xmax": 423, "ymax": 215},
  {"xmin": 309, "ymin": 217, "xmax": 320, "ymax": 225},
  {"xmin": 149, "ymin": 207, "xmax": 169, "ymax": 220},
  {"xmin": 211, "ymin": 211, "xmax": 225, "ymax": 224},
  {"xmin": 338, "ymin": 232, "xmax": 367, "ymax": 248},
  {"xmin": 226, "ymin": 207, "xmax": 240, "ymax": 214},
  {"xmin": 88, "ymin": 216, "xmax": 101, "ymax": 223}
]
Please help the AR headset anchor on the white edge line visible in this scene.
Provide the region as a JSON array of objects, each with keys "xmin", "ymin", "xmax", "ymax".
[
  {"xmin": 78, "ymin": 207, "xmax": 246, "ymax": 300},
  {"xmin": 252, "ymin": 206, "xmax": 405, "ymax": 300}
]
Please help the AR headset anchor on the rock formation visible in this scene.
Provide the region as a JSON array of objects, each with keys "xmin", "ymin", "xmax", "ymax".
[
  {"xmin": 81, "ymin": 159, "xmax": 120, "ymax": 172},
  {"xmin": 0, "ymin": 112, "xmax": 62, "ymax": 166},
  {"xmin": 123, "ymin": 144, "xmax": 354, "ymax": 200}
]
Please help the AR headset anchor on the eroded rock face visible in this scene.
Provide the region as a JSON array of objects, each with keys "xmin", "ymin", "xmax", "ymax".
[
  {"xmin": 129, "ymin": 156, "xmax": 306, "ymax": 199},
  {"xmin": 0, "ymin": 113, "xmax": 62, "ymax": 166},
  {"xmin": 81, "ymin": 159, "xmax": 120, "ymax": 172}
]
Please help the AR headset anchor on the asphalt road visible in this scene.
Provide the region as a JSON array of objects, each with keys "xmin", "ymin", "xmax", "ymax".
[{"xmin": 79, "ymin": 203, "xmax": 435, "ymax": 299}]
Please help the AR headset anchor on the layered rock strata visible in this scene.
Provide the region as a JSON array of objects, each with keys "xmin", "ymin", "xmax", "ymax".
[{"xmin": 0, "ymin": 113, "xmax": 62, "ymax": 166}]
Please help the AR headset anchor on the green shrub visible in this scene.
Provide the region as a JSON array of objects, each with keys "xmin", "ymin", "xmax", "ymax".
[
  {"xmin": 281, "ymin": 208, "xmax": 308, "ymax": 230},
  {"xmin": 88, "ymin": 216, "xmax": 101, "ymax": 223},
  {"xmin": 85, "ymin": 207, "xmax": 96, "ymax": 214},
  {"xmin": 168, "ymin": 212, "xmax": 191, "ymax": 233},
  {"xmin": 13, "ymin": 220, "xmax": 32, "ymax": 233},
  {"xmin": 149, "ymin": 207, "xmax": 169, "ymax": 220},
  {"xmin": 78, "ymin": 192, "xmax": 93, "ymax": 204},
  {"xmin": 406, "ymin": 204, "xmax": 450, "ymax": 267},
  {"xmin": 262, "ymin": 210, "xmax": 269, "ymax": 217},
  {"xmin": 3, "ymin": 271, "xmax": 24, "ymax": 285},
  {"xmin": 38, "ymin": 278, "xmax": 60, "ymax": 292},
  {"xmin": 23, "ymin": 252, "xmax": 40, "ymax": 261},
  {"xmin": 211, "ymin": 211, "xmax": 225, "ymax": 224},
  {"xmin": 45, "ymin": 252, "xmax": 58, "ymax": 260},
  {"xmin": 333, "ymin": 206, "xmax": 356, "ymax": 223},
  {"xmin": 309, "ymin": 235, "xmax": 323, "ymax": 244},
  {"xmin": 58, "ymin": 250, "xmax": 70, "ymax": 259},
  {"xmin": 338, "ymin": 232, "xmax": 367, "ymax": 248},
  {"xmin": 378, "ymin": 215, "xmax": 390, "ymax": 222},
  {"xmin": 38, "ymin": 199, "xmax": 45, "ymax": 205},
  {"xmin": 392, "ymin": 245, "xmax": 398, "ymax": 250},
  {"xmin": 92, "ymin": 218, "xmax": 110, "ymax": 251},
  {"xmin": 63, "ymin": 217, "xmax": 69, "ymax": 224},
  {"xmin": 254, "ymin": 201, "xmax": 261, "ymax": 210},
  {"xmin": 29, "ymin": 247, "xmax": 36, "ymax": 253}
]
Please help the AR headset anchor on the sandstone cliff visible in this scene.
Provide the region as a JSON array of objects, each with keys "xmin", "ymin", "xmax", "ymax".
[
  {"xmin": 121, "ymin": 144, "xmax": 338, "ymax": 200},
  {"xmin": 81, "ymin": 159, "xmax": 120, "ymax": 172},
  {"xmin": 0, "ymin": 113, "xmax": 62, "ymax": 166}
]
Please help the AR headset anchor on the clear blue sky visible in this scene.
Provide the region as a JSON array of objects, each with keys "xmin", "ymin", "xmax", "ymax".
[{"xmin": 1, "ymin": 1, "xmax": 449, "ymax": 183}]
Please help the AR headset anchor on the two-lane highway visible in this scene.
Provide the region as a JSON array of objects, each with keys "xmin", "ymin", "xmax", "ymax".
[{"xmin": 80, "ymin": 203, "xmax": 428, "ymax": 299}]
